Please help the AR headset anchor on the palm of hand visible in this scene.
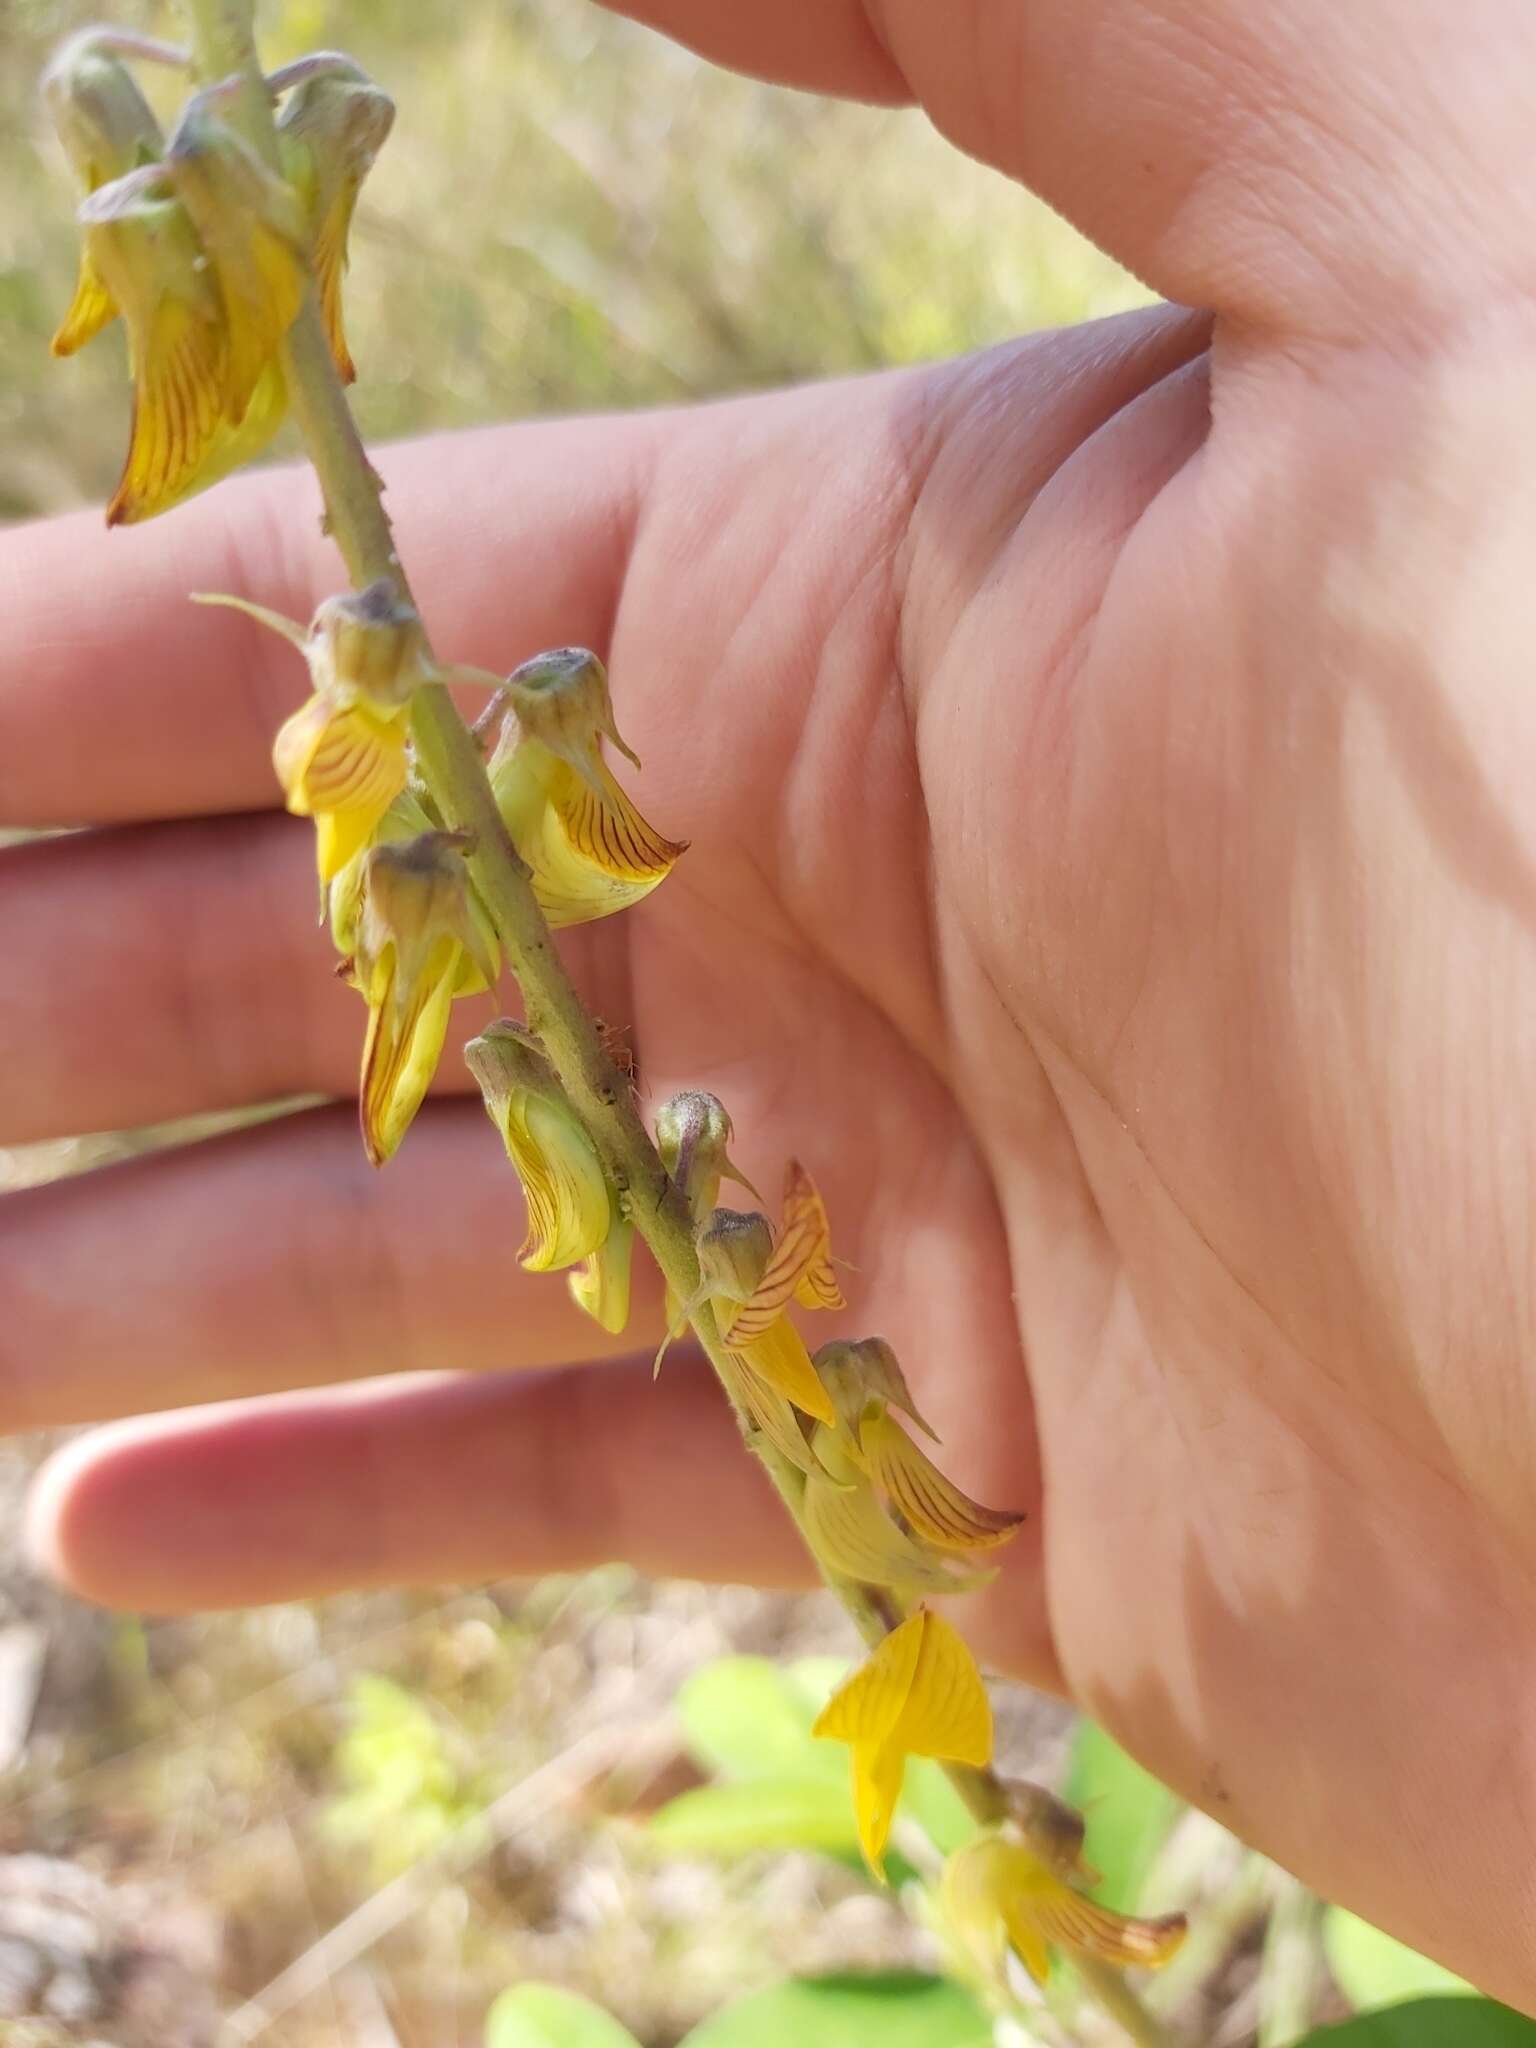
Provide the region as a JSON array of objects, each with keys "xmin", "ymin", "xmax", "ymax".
[
  {"xmin": 9, "ymin": 215, "xmax": 1536, "ymax": 2017},
  {"xmin": 626, "ymin": 307, "xmax": 1536, "ymax": 1985}
]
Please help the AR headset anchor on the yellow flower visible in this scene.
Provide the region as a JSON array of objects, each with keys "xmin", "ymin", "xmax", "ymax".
[
  {"xmin": 801, "ymin": 1422, "xmax": 999, "ymax": 1595},
  {"xmin": 273, "ymin": 692, "xmax": 410, "ymax": 883},
  {"xmin": 274, "ymin": 56, "xmax": 395, "ymax": 385},
  {"xmin": 466, "ymin": 1021, "xmax": 632, "ymax": 1331},
  {"xmin": 812, "ymin": 1610, "xmax": 992, "ymax": 1879},
  {"xmin": 718, "ymin": 1160, "xmax": 845, "ymax": 1342},
  {"xmin": 940, "ymin": 1832, "xmax": 1186, "ymax": 1991},
  {"xmin": 43, "ymin": 31, "xmax": 172, "ymax": 361},
  {"xmin": 817, "ymin": 1338, "xmax": 1025, "ymax": 1556},
  {"xmin": 352, "ymin": 834, "xmax": 499, "ymax": 1167},
  {"xmin": 196, "ymin": 583, "xmax": 436, "ymax": 885},
  {"xmin": 488, "ymin": 648, "xmax": 685, "ymax": 927},
  {"xmin": 57, "ymin": 98, "xmax": 307, "ymax": 523},
  {"xmin": 159, "ymin": 102, "xmax": 308, "ymax": 428}
]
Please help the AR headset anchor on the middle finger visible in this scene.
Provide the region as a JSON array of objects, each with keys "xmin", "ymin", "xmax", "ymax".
[
  {"xmin": 0, "ymin": 1099, "xmax": 658, "ymax": 1432},
  {"xmin": 0, "ymin": 811, "xmax": 627, "ymax": 1143}
]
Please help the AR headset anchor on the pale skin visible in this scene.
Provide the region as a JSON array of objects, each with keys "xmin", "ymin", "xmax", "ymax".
[{"xmin": 5, "ymin": 0, "xmax": 1536, "ymax": 2008}]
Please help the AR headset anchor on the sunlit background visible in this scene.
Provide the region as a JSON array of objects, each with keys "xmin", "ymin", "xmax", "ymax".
[{"xmin": 0, "ymin": 6, "xmax": 1435, "ymax": 2048}]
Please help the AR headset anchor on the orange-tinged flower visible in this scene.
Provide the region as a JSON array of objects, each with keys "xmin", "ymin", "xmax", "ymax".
[
  {"xmin": 488, "ymin": 649, "xmax": 684, "ymax": 928},
  {"xmin": 812, "ymin": 1611, "xmax": 992, "ymax": 1878},
  {"xmin": 719, "ymin": 1160, "xmax": 845, "ymax": 1343},
  {"xmin": 941, "ymin": 1832, "xmax": 1186, "ymax": 1990},
  {"xmin": 352, "ymin": 834, "xmax": 499, "ymax": 1167},
  {"xmin": 817, "ymin": 1337, "xmax": 1025, "ymax": 1556}
]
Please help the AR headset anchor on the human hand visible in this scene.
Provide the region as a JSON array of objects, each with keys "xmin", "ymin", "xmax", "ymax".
[{"xmin": 7, "ymin": 0, "xmax": 1536, "ymax": 2007}]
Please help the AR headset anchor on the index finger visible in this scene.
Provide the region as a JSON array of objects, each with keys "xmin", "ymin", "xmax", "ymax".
[{"xmin": 0, "ymin": 411, "xmax": 658, "ymax": 829}]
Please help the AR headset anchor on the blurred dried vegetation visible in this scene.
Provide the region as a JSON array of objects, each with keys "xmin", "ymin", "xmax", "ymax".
[{"xmin": 0, "ymin": 1, "xmax": 1146, "ymax": 2040}]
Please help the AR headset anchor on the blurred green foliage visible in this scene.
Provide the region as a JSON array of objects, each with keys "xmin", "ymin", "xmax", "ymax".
[{"xmin": 323, "ymin": 1671, "xmax": 490, "ymax": 1879}]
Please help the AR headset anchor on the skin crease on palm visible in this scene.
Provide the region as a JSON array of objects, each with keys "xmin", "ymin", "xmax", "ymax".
[{"xmin": 5, "ymin": 0, "xmax": 1536, "ymax": 2007}]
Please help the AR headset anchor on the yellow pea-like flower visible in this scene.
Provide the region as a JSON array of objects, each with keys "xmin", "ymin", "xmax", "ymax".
[
  {"xmin": 467, "ymin": 1020, "xmax": 631, "ymax": 1331},
  {"xmin": 489, "ymin": 648, "xmax": 685, "ymax": 928},
  {"xmin": 275, "ymin": 58, "xmax": 395, "ymax": 385},
  {"xmin": 197, "ymin": 582, "xmax": 437, "ymax": 885},
  {"xmin": 802, "ymin": 1426, "xmax": 998, "ymax": 1597},
  {"xmin": 353, "ymin": 834, "xmax": 499, "ymax": 1167},
  {"xmin": 273, "ymin": 691, "xmax": 410, "ymax": 883},
  {"xmin": 940, "ymin": 1832, "xmax": 1186, "ymax": 1990},
  {"xmin": 720, "ymin": 1160, "xmax": 845, "ymax": 1343},
  {"xmin": 812, "ymin": 1610, "xmax": 993, "ymax": 1878},
  {"xmin": 59, "ymin": 99, "xmax": 308, "ymax": 524},
  {"xmin": 43, "ymin": 31, "xmax": 171, "ymax": 362},
  {"xmin": 817, "ymin": 1337, "xmax": 1025, "ymax": 1557}
]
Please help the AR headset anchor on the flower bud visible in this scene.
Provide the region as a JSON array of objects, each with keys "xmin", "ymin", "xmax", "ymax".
[
  {"xmin": 501, "ymin": 648, "xmax": 639, "ymax": 782},
  {"xmin": 43, "ymin": 33, "xmax": 167, "ymax": 195},
  {"xmin": 655, "ymin": 1090, "xmax": 758, "ymax": 1220},
  {"xmin": 353, "ymin": 833, "xmax": 498, "ymax": 1166},
  {"xmin": 695, "ymin": 1207, "xmax": 773, "ymax": 1304},
  {"xmin": 816, "ymin": 1335, "xmax": 938, "ymax": 1442},
  {"xmin": 308, "ymin": 581, "xmax": 434, "ymax": 710},
  {"xmin": 1000, "ymin": 1780, "xmax": 1095, "ymax": 1885}
]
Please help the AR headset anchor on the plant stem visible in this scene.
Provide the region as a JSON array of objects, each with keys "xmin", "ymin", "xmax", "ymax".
[{"xmin": 179, "ymin": 9, "xmax": 1174, "ymax": 2039}]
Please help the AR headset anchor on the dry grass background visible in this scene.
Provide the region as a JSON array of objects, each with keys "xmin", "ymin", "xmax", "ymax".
[{"xmin": 0, "ymin": 3, "xmax": 1152, "ymax": 2041}]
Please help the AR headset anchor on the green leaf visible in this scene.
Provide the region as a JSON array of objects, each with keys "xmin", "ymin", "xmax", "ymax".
[
  {"xmin": 649, "ymin": 1776, "xmax": 858, "ymax": 1856},
  {"xmin": 1294, "ymin": 1998, "xmax": 1536, "ymax": 2047},
  {"xmin": 1062, "ymin": 1718, "xmax": 1181, "ymax": 1911},
  {"xmin": 675, "ymin": 1657, "xmax": 845, "ymax": 1785},
  {"xmin": 681, "ymin": 1973, "xmax": 992, "ymax": 2048},
  {"xmin": 485, "ymin": 1984, "xmax": 642, "ymax": 2048},
  {"xmin": 1324, "ymin": 1908, "xmax": 1478, "ymax": 2009}
]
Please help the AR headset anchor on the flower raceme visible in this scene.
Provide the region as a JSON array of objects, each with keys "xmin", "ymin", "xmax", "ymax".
[
  {"xmin": 466, "ymin": 1022, "xmax": 633, "ymax": 1335},
  {"xmin": 488, "ymin": 649, "xmax": 686, "ymax": 928},
  {"xmin": 812, "ymin": 1610, "xmax": 993, "ymax": 1880},
  {"xmin": 45, "ymin": 39, "xmax": 391, "ymax": 522},
  {"xmin": 941, "ymin": 1831, "xmax": 1187, "ymax": 1993}
]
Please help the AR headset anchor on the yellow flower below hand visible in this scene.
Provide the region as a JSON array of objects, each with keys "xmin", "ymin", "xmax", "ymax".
[
  {"xmin": 352, "ymin": 833, "xmax": 499, "ymax": 1166},
  {"xmin": 817, "ymin": 1337, "xmax": 1025, "ymax": 1555},
  {"xmin": 941, "ymin": 1831, "xmax": 1186, "ymax": 1991},
  {"xmin": 812, "ymin": 1610, "xmax": 992, "ymax": 1880}
]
